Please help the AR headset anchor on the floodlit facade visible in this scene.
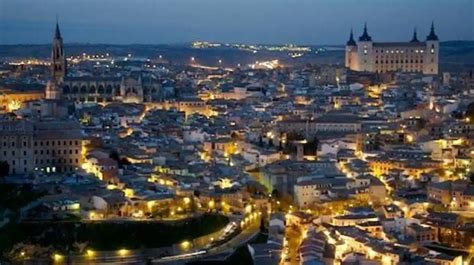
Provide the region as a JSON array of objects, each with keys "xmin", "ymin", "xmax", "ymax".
[{"xmin": 345, "ymin": 23, "xmax": 439, "ymax": 75}]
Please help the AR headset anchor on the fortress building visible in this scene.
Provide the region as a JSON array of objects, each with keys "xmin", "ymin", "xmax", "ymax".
[{"xmin": 345, "ymin": 23, "xmax": 439, "ymax": 75}]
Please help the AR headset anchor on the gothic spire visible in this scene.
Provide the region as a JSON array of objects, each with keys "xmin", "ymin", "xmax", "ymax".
[{"xmin": 54, "ymin": 16, "xmax": 62, "ymax": 39}]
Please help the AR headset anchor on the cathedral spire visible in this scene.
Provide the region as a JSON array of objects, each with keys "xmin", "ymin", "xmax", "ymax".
[
  {"xmin": 410, "ymin": 27, "xmax": 419, "ymax": 42},
  {"xmin": 51, "ymin": 19, "xmax": 66, "ymax": 83},
  {"xmin": 427, "ymin": 21, "xmax": 439, "ymax": 41}
]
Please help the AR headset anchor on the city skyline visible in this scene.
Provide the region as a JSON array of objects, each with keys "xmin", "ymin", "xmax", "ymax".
[
  {"xmin": 1, "ymin": 0, "xmax": 473, "ymax": 45},
  {"xmin": 2, "ymin": 1, "xmax": 474, "ymax": 265}
]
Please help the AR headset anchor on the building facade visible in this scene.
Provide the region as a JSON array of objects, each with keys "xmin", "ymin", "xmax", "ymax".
[
  {"xmin": 345, "ymin": 23, "xmax": 439, "ymax": 75},
  {"xmin": 0, "ymin": 119, "xmax": 83, "ymax": 174},
  {"xmin": 42, "ymin": 22, "xmax": 162, "ymax": 104}
]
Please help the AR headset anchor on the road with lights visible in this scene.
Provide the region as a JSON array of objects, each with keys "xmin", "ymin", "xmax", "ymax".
[{"xmin": 23, "ymin": 213, "xmax": 261, "ymax": 264}]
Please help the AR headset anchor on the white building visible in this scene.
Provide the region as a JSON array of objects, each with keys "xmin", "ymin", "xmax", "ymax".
[{"xmin": 345, "ymin": 23, "xmax": 439, "ymax": 75}]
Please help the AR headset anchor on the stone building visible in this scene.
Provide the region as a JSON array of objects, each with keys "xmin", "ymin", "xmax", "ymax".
[
  {"xmin": 345, "ymin": 23, "xmax": 439, "ymax": 75},
  {"xmin": 0, "ymin": 119, "xmax": 83, "ymax": 174}
]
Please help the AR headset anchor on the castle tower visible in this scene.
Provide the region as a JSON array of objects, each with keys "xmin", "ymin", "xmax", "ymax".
[
  {"xmin": 345, "ymin": 29, "xmax": 357, "ymax": 68},
  {"xmin": 410, "ymin": 28, "xmax": 419, "ymax": 42},
  {"xmin": 424, "ymin": 22, "xmax": 439, "ymax": 75},
  {"xmin": 51, "ymin": 20, "xmax": 67, "ymax": 82},
  {"xmin": 357, "ymin": 23, "xmax": 374, "ymax": 72}
]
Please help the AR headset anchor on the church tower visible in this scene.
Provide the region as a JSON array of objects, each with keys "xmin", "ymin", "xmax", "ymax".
[
  {"xmin": 46, "ymin": 21, "xmax": 66, "ymax": 100},
  {"xmin": 51, "ymin": 20, "xmax": 67, "ymax": 82}
]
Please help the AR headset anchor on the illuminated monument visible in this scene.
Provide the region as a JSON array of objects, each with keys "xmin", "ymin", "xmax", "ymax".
[{"xmin": 345, "ymin": 23, "xmax": 439, "ymax": 75}]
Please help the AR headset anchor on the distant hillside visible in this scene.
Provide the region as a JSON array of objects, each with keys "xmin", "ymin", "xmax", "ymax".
[
  {"xmin": 0, "ymin": 41, "xmax": 472, "ymax": 72},
  {"xmin": 439, "ymin": 41, "xmax": 474, "ymax": 72}
]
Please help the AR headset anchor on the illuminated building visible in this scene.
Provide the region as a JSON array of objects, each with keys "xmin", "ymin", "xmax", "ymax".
[
  {"xmin": 0, "ymin": 119, "xmax": 83, "ymax": 174},
  {"xmin": 42, "ymin": 22, "xmax": 161, "ymax": 104},
  {"xmin": 345, "ymin": 23, "xmax": 439, "ymax": 75},
  {"xmin": 427, "ymin": 180, "xmax": 474, "ymax": 210},
  {"xmin": 0, "ymin": 89, "xmax": 43, "ymax": 112},
  {"xmin": 61, "ymin": 75, "xmax": 161, "ymax": 104}
]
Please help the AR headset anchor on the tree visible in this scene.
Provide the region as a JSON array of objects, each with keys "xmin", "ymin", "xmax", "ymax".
[
  {"xmin": 109, "ymin": 150, "xmax": 130, "ymax": 168},
  {"xmin": 465, "ymin": 102, "xmax": 474, "ymax": 122},
  {"xmin": 260, "ymin": 216, "xmax": 266, "ymax": 232},
  {"xmin": 0, "ymin": 161, "xmax": 9, "ymax": 178},
  {"xmin": 469, "ymin": 172, "xmax": 474, "ymax": 183},
  {"xmin": 109, "ymin": 150, "xmax": 120, "ymax": 162},
  {"xmin": 271, "ymin": 189, "xmax": 280, "ymax": 199}
]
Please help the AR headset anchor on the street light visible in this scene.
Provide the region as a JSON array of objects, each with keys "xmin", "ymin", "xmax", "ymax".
[
  {"xmin": 118, "ymin": 249, "xmax": 129, "ymax": 257},
  {"xmin": 53, "ymin": 253, "xmax": 63, "ymax": 263}
]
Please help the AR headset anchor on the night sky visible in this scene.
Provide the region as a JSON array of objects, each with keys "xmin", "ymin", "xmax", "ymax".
[{"xmin": 1, "ymin": 0, "xmax": 473, "ymax": 45}]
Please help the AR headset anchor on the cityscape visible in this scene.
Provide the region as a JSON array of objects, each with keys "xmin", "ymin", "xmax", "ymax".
[{"xmin": 1, "ymin": 1, "xmax": 474, "ymax": 265}]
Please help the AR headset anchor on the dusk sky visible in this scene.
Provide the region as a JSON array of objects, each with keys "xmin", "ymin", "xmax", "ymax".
[{"xmin": 0, "ymin": 0, "xmax": 473, "ymax": 45}]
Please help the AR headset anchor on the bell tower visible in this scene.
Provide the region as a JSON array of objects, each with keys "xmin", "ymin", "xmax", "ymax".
[{"xmin": 51, "ymin": 19, "xmax": 67, "ymax": 82}]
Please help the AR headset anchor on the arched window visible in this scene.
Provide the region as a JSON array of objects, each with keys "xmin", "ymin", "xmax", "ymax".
[
  {"xmin": 89, "ymin": 86, "xmax": 96, "ymax": 94},
  {"xmin": 80, "ymin": 85, "xmax": 88, "ymax": 93},
  {"xmin": 63, "ymin": 85, "xmax": 70, "ymax": 94}
]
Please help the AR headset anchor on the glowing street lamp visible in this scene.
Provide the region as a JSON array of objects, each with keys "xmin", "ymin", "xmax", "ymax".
[
  {"xmin": 118, "ymin": 249, "xmax": 129, "ymax": 257},
  {"xmin": 86, "ymin": 249, "xmax": 95, "ymax": 259},
  {"xmin": 53, "ymin": 253, "xmax": 64, "ymax": 263}
]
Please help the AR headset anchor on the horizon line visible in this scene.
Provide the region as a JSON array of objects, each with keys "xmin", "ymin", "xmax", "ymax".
[{"xmin": 1, "ymin": 39, "xmax": 473, "ymax": 47}]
